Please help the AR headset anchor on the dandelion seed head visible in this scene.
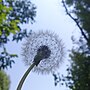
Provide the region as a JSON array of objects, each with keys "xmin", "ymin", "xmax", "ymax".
[{"xmin": 22, "ymin": 30, "xmax": 65, "ymax": 74}]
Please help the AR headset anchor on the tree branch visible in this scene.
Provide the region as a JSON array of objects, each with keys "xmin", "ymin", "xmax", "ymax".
[{"xmin": 62, "ymin": 0, "xmax": 88, "ymax": 42}]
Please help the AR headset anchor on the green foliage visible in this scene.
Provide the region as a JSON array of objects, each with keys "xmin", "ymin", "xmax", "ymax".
[
  {"xmin": 53, "ymin": 0, "xmax": 90, "ymax": 90},
  {"xmin": 0, "ymin": 0, "xmax": 36, "ymax": 69},
  {"xmin": 0, "ymin": 70, "xmax": 10, "ymax": 90},
  {"xmin": 0, "ymin": 0, "xmax": 12, "ymax": 23},
  {"xmin": 0, "ymin": 0, "xmax": 19, "ymax": 36},
  {"xmin": 0, "ymin": 0, "xmax": 36, "ymax": 44},
  {"xmin": 0, "ymin": 46, "xmax": 18, "ymax": 70},
  {"xmin": 60, "ymin": 0, "xmax": 90, "ymax": 90},
  {"xmin": 65, "ymin": 0, "xmax": 90, "ymax": 41},
  {"xmin": 65, "ymin": 0, "xmax": 73, "ymax": 6},
  {"xmin": 53, "ymin": 49, "xmax": 90, "ymax": 90},
  {"xmin": 68, "ymin": 50, "xmax": 90, "ymax": 90}
]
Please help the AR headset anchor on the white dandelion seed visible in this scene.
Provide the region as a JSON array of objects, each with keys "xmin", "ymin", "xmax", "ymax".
[{"xmin": 22, "ymin": 30, "xmax": 65, "ymax": 74}]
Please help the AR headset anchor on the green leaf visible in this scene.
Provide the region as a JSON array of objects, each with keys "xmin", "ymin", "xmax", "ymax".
[
  {"xmin": 10, "ymin": 54, "xmax": 18, "ymax": 58},
  {"xmin": 0, "ymin": 30, "xmax": 2, "ymax": 35}
]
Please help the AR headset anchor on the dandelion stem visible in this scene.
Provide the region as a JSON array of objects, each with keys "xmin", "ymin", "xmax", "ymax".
[{"xmin": 16, "ymin": 62, "xmax": 35, "ymax": 90}]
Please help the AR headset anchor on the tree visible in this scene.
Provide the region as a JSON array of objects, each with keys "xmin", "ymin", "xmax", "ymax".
[
  {"xmin": 0, "ymin": 0, "xmax": 36, "ymax": 69},
  {"xmin": 67, "ymin": 50, "xmax": 90, "ymax": 90},
  {"xmin": 63, "ymin": 0, "xmax": 90, "ymax": 43},
  {"xmin": 53, "ymin": 0, "xmax": 90, "ymax": 90},
  {"xmin": 0, "ymin": 70, "xmax": 10, "ymax": 90}
]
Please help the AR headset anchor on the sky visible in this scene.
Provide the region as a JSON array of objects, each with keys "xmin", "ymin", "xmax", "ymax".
[{"xmin": 6, "ymin": 0, "xmax": 80, "ymax": 90}]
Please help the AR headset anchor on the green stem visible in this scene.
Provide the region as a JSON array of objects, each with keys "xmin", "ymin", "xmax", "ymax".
[{"xmin": 16, "ymin": 62, "xmax": 35, "ymax": 90}]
